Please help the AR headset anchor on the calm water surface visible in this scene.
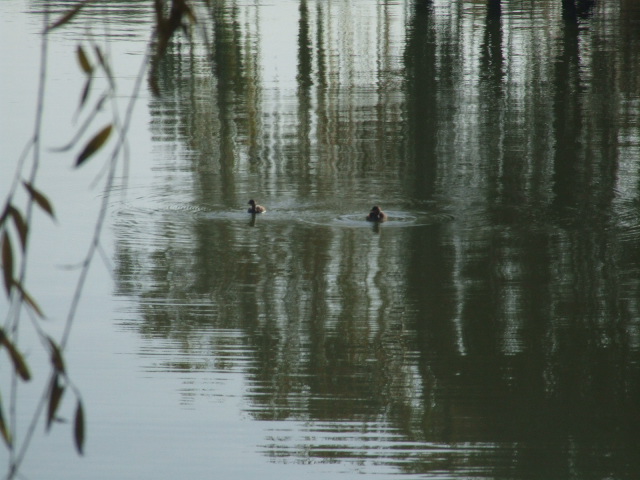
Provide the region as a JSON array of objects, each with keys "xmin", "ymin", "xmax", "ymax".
[{"xmin": 2, "ymin": 0, "xmax": 640, "ymax": 479}]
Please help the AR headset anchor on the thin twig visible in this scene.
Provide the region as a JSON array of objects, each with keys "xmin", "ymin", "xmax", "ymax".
[
  {"xmin": 8, "ymin": 24, "xmax": 153, "ymax": 480},
  {"xmin": 7, "ymin": 5, "xmax": 50, "ymax": 477}
]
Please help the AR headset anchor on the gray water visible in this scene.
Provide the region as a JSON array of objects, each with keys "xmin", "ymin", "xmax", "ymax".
[{"xmin": 2, "ymin": 1, "xmax": 640, "ymax": 479}]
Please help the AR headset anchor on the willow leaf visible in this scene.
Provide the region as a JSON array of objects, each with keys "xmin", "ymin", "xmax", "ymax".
[
  {"xmin": 0, "ymin": 396, "xmax": 11, "ymax": 447},
  {"xmin": 23, "ymin": 182, "xmax": 55, "ymax": 219},
  {"xmin": 1, "ymin": 232, "xmax": 13, "ymax": 296},
  {"xmin": 74, "ymin": 400, "xmax": 85, "ymax": 455},
  {"xmin": 76, "ymin": 124, "xmax": 112, "ymax": 167},
  {"xmin": 47, "ymin": 374, "xmax": 65, "ymax": 431},
  {"xmin": 77, "ymin": 45, "xmax": 92, "ymax": 74},
  {"xmin": 93, "ymin": 45, "xmax": 114, "ymax": 88},
  {"xmin": 50, "ymin": 93, "xmax": 108, "ymax": 153},
  {"xmin": 13, "ymin": 281, "xmax": 44, "ymax": 318},
  {"xmin": 48, "ymin": 337, "xmax": 66, "ymax": 373},
  {"xmin": 0, "ymin": 204, "xmax": 9, "ymax": 227},
  {"xmin": 79, "ymin": 76, "xmax": 93, "ymax": 110},
  {"xmin": 9, "ymin": 206, "xmax": 28, "ymax": 251},
  {"xmin": 45, "ymin": 1, "xmax": 88, "ymax": 32},
  {"xmin": 0, "ymin": 327, "xmax": 31, "ymax": 381}
]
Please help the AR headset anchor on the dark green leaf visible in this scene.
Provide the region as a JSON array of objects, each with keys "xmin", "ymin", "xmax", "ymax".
[
  {"xmin": 50, "ymin": 94, "xmax": 107, "ymax": 153},
  {"xmin": 75, "ymin": 124, "xmax": 112, "ymax": 167},
  {"xmin": 1, "ymin": 232, "xmax": 13, "ymax": 296},
  {"xmin": 47, "ymin": 374, "xmax": 65, "ymax": 431},
  {"xmin": 79, "ymin": 76, "xmax": 93, "ymax": 110},
  {"xmin": 45, "ymin": 1, "xmax": 87, "ymax": 32},
  {"xmin": 93, "ymin": 45, "xmax": 114, "ymax": 88},
  {"xmin": 48, "ymin": 337, "xmax": 66, "ymax": 373},
  {"xmin": 13, "ymin": 281, "xmax": 44, "ymax": 318},
  {"xmin": 9, "ymin": 206, "xmax": 28, "ymax": 251},
  {"xmin": 0, "ymin": 328, "xmax": 31, "ymax": 381},
  {"xmin": 0, "ymin": 395, "xmax": 11, "ymax": 447},
  {"xmin": 77, "ymin": 45, "xmax": 92, "ymax": 74},
  {"xmin": 23, "ymin": 182, "xmax": 55, "ymax": 219},
  {"xmin": 0, "ymin": 204, "xmax": 9, "ymax": 226},
  {"xmin": 74, "ymin": 400, "xmax": 85, "ymax": 455}
]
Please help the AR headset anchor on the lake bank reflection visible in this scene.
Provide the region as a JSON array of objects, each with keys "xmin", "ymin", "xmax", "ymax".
[{"xmin": 113, "ymin": 199, "xmax": 640, "ymax": 478}]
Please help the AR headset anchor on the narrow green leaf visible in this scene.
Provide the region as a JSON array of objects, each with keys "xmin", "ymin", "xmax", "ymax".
[
  {"xmin": 45, "ymin": 1, "xmax": 87, "ymax": 32},
  {"xmin": 0, "ymin": 328, "xmax": 31, "ymax": 381},
  {"xmin": 48, "ymin": 337, "xmax": 66, "ymax": 374},
  {"xmin": 1, "ymin": 232, "xmax": 13, "ymax": 296},
  {"xmin": 50, "ymin": 93, "xmax": 107, "ymax": 153},
  {"xmin": 13, "ymin": 281, "xmax": 44, "ymax": 318},
  {"xmin": 0, "ymin": 395, "xmax": 12, "ymax": 447},
  {"xmin": 77, "ymin": 45, "xmax": 93, "ymax": 75},
  {"xmin": 46, "ymin": 374, "xmax": 65, "ymax": 431},
  {"xmin": 74, "ymin": 400, "xmax": 85, "ymax": 455},
  {"xmin": 0, "ymin": 204, "xmax": 9, "ymax": 227},
  {"xmin": 9, "ymin": 206, "xmax": 28, "ymax": 251},
  {"xmin": 79, "ymin": 76, "xmax": 93, "ymax": 110},
  {"xmin": 76, "ymin": 124, "xmax": 112, "ymax": 167},
  {"xmin": 93, "ymin": 44, "xmax": 105, "ymax": 68},
  {"xmin": 93, "ymin": 45, "xmax": 114, "ymax": 88},
  {"xmin": 23, "ymin": 182, "xmax": 55, "ymax": 219}
]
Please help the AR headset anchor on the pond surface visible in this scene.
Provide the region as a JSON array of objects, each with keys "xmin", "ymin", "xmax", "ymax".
[{"xmin": 2, "ymin": 1, "xmax": 640, "ymax": 479}]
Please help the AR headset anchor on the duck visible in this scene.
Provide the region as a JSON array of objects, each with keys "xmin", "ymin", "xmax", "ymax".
[
  {"xmin": 366, "ymin": 205, "xmax": 387, "ymax": 222},
  {"xmin": 247, "ymin": 199, "xmax": 267, "ymax": 214}
]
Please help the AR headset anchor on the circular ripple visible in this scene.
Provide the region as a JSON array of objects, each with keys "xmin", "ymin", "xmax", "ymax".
[
  {"xmin": 336, "ymin": 212, "xmax": 416, "ymax": 226},
  {"xmin": 300, "ymin": 211, "xmax": 453, "ymax": 228}
]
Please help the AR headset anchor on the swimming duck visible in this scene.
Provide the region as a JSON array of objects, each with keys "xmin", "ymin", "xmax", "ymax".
[
  {"xmin": 366, "ymin": 205, "xmax": 387, "ymax": 222},
  {"xmin": 247, "ymin": 199, "xmax": 267, "ymax": 214}
]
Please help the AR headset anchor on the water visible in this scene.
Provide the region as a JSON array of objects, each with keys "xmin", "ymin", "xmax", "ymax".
[{"xmin": 2, "ymin": 0, "xmax": 640, "ymax": 479}]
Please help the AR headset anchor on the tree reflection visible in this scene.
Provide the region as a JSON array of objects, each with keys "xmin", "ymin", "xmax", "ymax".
[{"xmin": 112, "ymin": 0, "xmax": 640, "ymax": 478}]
